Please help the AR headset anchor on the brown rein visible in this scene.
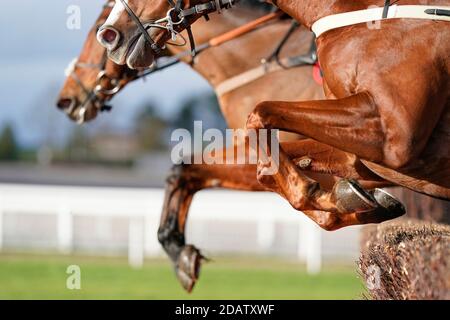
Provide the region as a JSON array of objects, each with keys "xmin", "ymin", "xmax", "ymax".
[
  {"xmin": 209, "ymin": 10, "xmax": 284, "ymax": 47},
  {"xmin": 138, "ymin": 10, "xmax": 285, "ymax": 78}
]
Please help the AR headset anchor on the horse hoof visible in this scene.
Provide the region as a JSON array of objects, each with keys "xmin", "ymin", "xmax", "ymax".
[
  {"xmin": 176, "ymin": 245, "xmax": 203, "ymax": 293},
  {"xmin": 176, "ymin": 267, "xmax": 196, "ymax": 293},
  {"xmin": 372, "ymin": 188, "xmax": 406, "ymax": 218},
  {"xmin": 332, "ymin": 179, "xmax": 377, "ymax": 214}
]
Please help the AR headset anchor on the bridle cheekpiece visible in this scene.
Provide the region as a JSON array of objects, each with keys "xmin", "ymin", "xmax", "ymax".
[{"xmin": 118, "ymin": 0, "xmax": 238, "ymax": 57}]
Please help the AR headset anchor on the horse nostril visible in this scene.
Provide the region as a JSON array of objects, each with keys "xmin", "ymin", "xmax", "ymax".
[
  {"xmin": 99, "ymin": 27, "xmax": 119, "ymax": 48},
  {"xmin": 57, "ymin": 98, "xmax": 74, "ymax": 110}
]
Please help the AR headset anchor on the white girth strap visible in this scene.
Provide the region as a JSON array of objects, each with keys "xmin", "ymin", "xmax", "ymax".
[
  {"xmin": 215, "ymin": 59, "xmax": 289, "ymax": 96},
  {"xmin": 312, "ymin": 5, "xmax": 450, "ymax": 38}
]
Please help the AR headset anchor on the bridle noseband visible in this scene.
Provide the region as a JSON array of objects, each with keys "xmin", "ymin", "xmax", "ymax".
[
  {"xmin": 117, "ymin": 0, "xmax": 238, "ymax": 57},
  {"xmin": 67, "ymin": 50, "xmax": 129, "ymax": 123}
]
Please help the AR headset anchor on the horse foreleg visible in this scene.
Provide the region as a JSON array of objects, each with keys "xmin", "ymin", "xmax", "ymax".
[
  {"xmin": 247, "ymin": 95, "xmax": 405, "ymax": 230},
  {"xmin": 158, "ymin": 148, "xmax": 264, "ymax": 293},
  {"xmin": 157, "ymin": 138, "xmax": 390, "ymax": 292},
  {"xmin": 257, "ymin": 146, "xmax": 403, "ymax": 230},
  {"xmin": 247, "ymin": 92, "xmax": 385, "ymax": 162}
]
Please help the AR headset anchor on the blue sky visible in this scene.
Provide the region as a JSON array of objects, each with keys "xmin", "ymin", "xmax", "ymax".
[{"xmin": 0, "ymin": 0, "xmax": 211, "ymax": 148}]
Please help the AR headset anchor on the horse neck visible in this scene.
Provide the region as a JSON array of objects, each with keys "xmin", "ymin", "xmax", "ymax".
[
  {"xmin": 275, "ymin": 0, "xmax": 397, "ymax": 28},
  {"xmin": 167, "ymin": 7, "xmax": 280, "ymax": 87},
  {"xmin": 277, "ymin": 0, "xmax": 448, "ymax": 27}
]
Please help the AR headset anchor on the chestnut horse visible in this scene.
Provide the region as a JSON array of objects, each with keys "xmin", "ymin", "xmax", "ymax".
[
  {"xmin": 244, "ymin": 0, "xmax": 449, "ymax": 225},
  {"xmin": 96, "ymin": 0, "xmax": 450, "ymax": 288},
  {"xmin": 62, "ymin": 1, "xmax": 395, "ymax": 291},
  {"xmin": 95, "ymin": 0, "xmax": 446, "ymax": 290},
  {"xmin": 97, "ymin": 0, "xmax": 448, "ymax": 217},
  {"xmin": 57, "ymin": 1, "xmax": 136, "ymax": 123}
]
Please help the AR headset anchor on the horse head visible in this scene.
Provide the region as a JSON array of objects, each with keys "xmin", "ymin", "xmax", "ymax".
[
  {"xmin": 57, "ymin": 1, "xmax": 138, "ymax": 123},
  {"xmin": 97, "ymin": 0, "xmax": 236, "ymax": 69}
]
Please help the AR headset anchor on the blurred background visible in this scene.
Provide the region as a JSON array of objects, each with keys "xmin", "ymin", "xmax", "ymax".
[{"xmin": 0, "ymin": 1, "xmax": 365, "ymax": 299}]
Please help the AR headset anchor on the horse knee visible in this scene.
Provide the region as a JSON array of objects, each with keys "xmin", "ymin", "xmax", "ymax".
[
  {"xmin": 246, "ymin": 102, "xmax": 273, "ymax": 130},
  {"xmin": 291, "ymin": 184, "xmax": 320, "ymax": 211},
  {"xmin": 273, "ymin": 179, "xmax": 319, "ymax": 211},
  {"xmin": 318, "ymin": 214, "xmax": 342, "ymax": 231}
]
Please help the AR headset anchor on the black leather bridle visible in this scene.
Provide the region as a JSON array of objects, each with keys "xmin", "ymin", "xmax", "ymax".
[
  {"xmin": 69, "ymin": 1, "xmax": 316, "ymax": 123},
  {"xmin": 118, "ymin": 0, "xmax": 238, "ymax": 57},
  {"xmin": 67, "ymin": 51, "xmax": 124, "ymax": 123},
  {"xmin": 68, "ymin": 47, "xmax": 138, "ymax": 123}
]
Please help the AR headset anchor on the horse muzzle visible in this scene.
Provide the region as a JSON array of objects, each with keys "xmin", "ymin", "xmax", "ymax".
[{"xmin": 56, "ymin": 97, "xmax": 99, "ymax": 124}]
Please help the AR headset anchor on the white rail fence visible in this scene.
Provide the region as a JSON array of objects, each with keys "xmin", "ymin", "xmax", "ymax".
[{"xmin": 0, "ymin": 184, "xmax": 361, "ymax": 274}]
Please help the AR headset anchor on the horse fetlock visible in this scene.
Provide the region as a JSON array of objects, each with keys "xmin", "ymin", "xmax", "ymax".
[
  {"xmin": 286, "ymin": 181, "xmax": 320, "ymax": 211},
  {"xmin": 317, "ymin": 216, "xmax": 341, "ymax": 231},
  {"xmin": 290, "ymin": 194, "xmax": 312, "ymax": 211},
  {"xmin": 166, "ymin": 163, "xmax": 187, "ymax": 185},
  {"xmin": 157, "ymin": 214, "xmax": 185, "ymax": 261}
]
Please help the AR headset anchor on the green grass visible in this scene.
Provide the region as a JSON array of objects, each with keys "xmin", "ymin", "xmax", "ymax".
[{"xmin": 0, "ymin": 253, "xmax": 364, "ymax": 299}]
